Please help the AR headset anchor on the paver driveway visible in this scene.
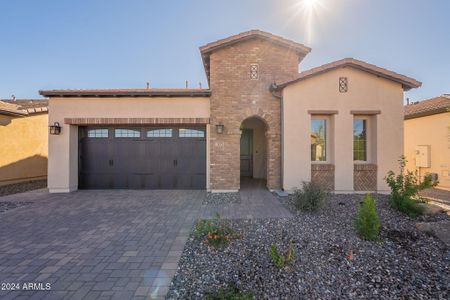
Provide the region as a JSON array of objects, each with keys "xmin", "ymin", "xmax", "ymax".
[{"xmin": 0, "ymin": 188, "xmax": 291, "ymax": 300}]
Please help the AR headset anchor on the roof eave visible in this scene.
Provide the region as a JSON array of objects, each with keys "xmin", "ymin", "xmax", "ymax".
[
  {"xmin": 39, "ymin": 90, "xmax": 211, "ymax": 98},
  {"xmin": 0, "ymin": 109, "xmax": 28, "ymax": 117},
  {"xmin": 274, "ymin": 62, "xmax": 421, "ymax": 91},
  {"xmin": 405, "ymin": 107, "xmax": 450, "ymax": 120}
]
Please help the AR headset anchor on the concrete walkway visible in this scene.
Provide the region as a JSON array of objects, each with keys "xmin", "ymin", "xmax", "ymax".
[
  {"xmin": 420, "ymin": 187, "xmax": 450, "ymax": 212},
  {"xmin": 0, "ymin": 187, "xmax": 291, "ymax": 300}
]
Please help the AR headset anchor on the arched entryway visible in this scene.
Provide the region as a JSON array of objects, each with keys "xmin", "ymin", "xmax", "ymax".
[{"xmin": 240, "ymin": 116, "xmax": 268, "ymax": 189}]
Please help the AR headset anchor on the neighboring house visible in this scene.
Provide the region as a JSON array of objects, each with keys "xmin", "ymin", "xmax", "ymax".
[
  {"xmin": 0, "ymin": 99, "xmax": 49, "ymax": 186},
  {"xmin": 404, "ymin": 95, "xmax": 450, "ymax": 189},
  {"xmin": 40, "ymin": 30, "xmax": 421, "ymax": 193}
]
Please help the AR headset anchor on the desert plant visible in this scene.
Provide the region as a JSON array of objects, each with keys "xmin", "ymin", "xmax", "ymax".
[
  {"xmin": 204, "ymin": 283, "xmax": 253, "ymax": 300},
  {"xmin": 194, "ymin": 213, "xmax": 237, "ymax": 248},
  {"xmin": 385, "ymin": 156, "xmax": 438, "ymax": 217},
  {"xmin": 293, "ymin": 181, "xmax": 328, "ymax": 212},
  {"xmin": 354, "ymin": 194, "xmax": 381, "ymax": 241},
  {"xmin": 194, "ymin": 219, "xmax": 215, "ymax": 239},
  {"xmin": 269, "ymin": 241, "xmax": 295, "ymax": 268}
]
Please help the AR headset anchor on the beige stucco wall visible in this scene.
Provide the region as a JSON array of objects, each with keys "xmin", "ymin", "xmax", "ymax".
[
  {"xmin": 0, "ymin": 113, "xmax": 48, "ymax": 185},
  {"xmin": 404, "ymin": 112, "xmax": 450, "ymax": 189},
  {"xmin": 282, "ymin": 67, "xmax": 404, "ymax": 192},
  {"xmin": 48, "ymin": 97, "xmax": 210, "ymax": 192}
]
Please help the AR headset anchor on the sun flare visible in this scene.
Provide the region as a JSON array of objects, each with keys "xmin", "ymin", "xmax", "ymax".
[{"xmin": 291, "ymin": 0, "xmax": 326, "ymax": 44}]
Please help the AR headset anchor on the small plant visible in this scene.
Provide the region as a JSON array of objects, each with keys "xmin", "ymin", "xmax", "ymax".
[
  {"xmin": 354, "ymin": 194, "xmax": 381, "ymax": 241},
  {"xmin": 194, "ymin": 213, "xmax": 237, "ymax": 249},
  {"xmin": 385, "ymin": 156, "xmax": 438, "ymax": 217},
  {"xmin": 269, "ymin": 241, "xmax": 295, "ymax": 268},
  {"xmin": 204, "ymin": 283, "xmax": 253, "ymax": 300},
  {"xmin": 194, "ymin": 219, "xmax": 215, "ymax": 239},
  {"xmin": 293, "ymin": 181, "xmax": 328, "ymax": 212}
]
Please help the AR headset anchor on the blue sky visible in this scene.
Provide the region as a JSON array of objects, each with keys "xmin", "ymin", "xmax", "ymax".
[{"xmin": 0, "ymin": 0, "xmax": 449, "ymax": 102}]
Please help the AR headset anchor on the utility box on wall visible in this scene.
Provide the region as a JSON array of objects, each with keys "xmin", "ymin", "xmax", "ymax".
[{"xmin": 415, "ymin": 145, "xmax": 431, "ymax": 168}]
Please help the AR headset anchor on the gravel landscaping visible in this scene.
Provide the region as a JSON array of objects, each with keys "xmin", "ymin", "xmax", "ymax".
[
  {"xmin": 203, "ymin": 192, "xmax": 241, "ymax": 205},
  {"xmin": 167, "ymin": 194, "xmax": 450, "ymax": 299},
  {"xmin": 0, "ymin": 179, "xmax": 47, "ymax": 197}
]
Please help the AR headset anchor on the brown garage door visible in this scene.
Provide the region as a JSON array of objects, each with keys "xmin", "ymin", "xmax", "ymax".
[{"xmin": 79, "ymin": 126, "xmax": 206, "ymax": 189}]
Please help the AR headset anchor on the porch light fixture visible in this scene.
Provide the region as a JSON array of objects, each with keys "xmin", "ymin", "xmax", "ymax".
[
  {"xmin": 49, "ymin": 122, "xmax": 61, "ymax": 135},
  {"xmin": 216, "ymin": 124, "xmax": 224, "ymax": 134}
]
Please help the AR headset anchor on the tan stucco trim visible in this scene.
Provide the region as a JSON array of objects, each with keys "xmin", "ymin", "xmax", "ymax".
[
  {"xmin": 64, "ymin": 117, "xmax": 210, "ymax": 125},
  {"xmin": 350, "ymin": 110, "xmax": 381, "ymax": 115},
  {"xmin": 307, "ymin": 110, "xmax": 338, "ymax": 115}
]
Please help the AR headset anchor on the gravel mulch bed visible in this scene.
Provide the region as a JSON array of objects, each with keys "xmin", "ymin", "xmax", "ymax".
[
  {"xmin": 0, "ymin": 179, "xmax": 47, "ymax": 197},
  {"xmin": 167, "ymin": 194, "xmax": 450, "ymax": 299},
  {"xmin": 203, "ymin": 192, "xmax": 241, "ymax": 205},
  {"xmin": 0, "ymin": 201, "xmax": 34, "ymax": 213}
]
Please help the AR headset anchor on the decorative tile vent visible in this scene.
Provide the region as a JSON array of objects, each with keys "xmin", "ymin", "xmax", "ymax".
[
  {"xmin": 339, "ymin": 77, "xmax": 348, "ymax": 93},
  {"xmin": 250, "ymin": 64, "xmax": 259, "ymax": 80}
]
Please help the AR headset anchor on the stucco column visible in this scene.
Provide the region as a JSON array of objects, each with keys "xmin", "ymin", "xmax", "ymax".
[
  {"xmin": 48, "ymin": 124, "xmax": 78, "ymax": 193},
  {"xmin": 334, "ymin": 112, "xmax": 354, "ymax": 192},
  {"xmin": 282, "ymin": 109, "xmax": 311, "ymax": 191}
]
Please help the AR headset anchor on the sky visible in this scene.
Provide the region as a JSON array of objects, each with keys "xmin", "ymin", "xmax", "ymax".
[{"xmin": 0, "ymin": 0, "xmax": 449, "ymax": 102}]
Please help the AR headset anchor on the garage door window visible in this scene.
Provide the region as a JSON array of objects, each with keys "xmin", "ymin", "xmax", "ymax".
[
  {"xmin": 114, "ymin": 129, "xmax": 141, "ymax": 138},
  {"xmin": 88, "ymin": 129, "xmax": 109, "ymax": 138},
  {"xmin": 147, "ymin": 128, "xmax": 173, "ymax": 137},
  {"xmin": 179, "ymin": 128, "xmax": 204, "ymax": 138}
]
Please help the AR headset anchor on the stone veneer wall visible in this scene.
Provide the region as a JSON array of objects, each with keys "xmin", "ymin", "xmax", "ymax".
[
  {"xmin": 354, "ymin": 164, "xmax": 377, "ymax": 191},
  {"xmin": 209, "ymin": 38, "xmax": 302, "ymax": 190},
  {"xmin": 311, "ymin": 164, "xmax": 335, "ymax": 191}
]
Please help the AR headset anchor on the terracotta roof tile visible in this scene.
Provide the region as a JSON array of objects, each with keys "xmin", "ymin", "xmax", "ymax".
[
  {"xmin": 0, "ymin": 99, "xmax": 48, "ymax": 116},
  {"xmin": 404, "ymin": 95, "xmax": 450, "ymax": 119},
  {"xmin": 274, "ymin": 58, "xmax": 421, "ymax": 91},
  {"xmin": 199, "ymin": 29, "xmax": 311, "ymax": 84},
  {"xmin": 199, "ymin": 29, "xmax": 311, "ymax": 54},
  {"xmin": 39, "ymin": 88, "xmax": 211, "ymax": 97}
]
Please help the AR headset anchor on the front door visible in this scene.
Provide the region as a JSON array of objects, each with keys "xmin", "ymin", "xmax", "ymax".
[{"xmin": 240, "ymin": 129, "xmax": 253, "ymax": 177}]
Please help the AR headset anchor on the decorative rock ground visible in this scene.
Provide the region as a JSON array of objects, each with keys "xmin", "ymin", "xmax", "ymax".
[
  {"xmin": 203, "ymin": 192, "xmax": 241, "ymax": 205},
  {"xmin": 0, "ymin": 179, "xmax": 47, "ymax": 197},
  {"xmin": 167, "ymin": 194, "xmax": 450, "ymax": 299}
]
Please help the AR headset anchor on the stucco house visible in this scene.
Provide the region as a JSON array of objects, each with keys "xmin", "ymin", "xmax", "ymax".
[
  {"xmin": 40, "ymin": 30, "xmax": 421, "ymax": 193},
  {"xmin": 404, "ymin": 95, "xmax": 450, "ymax": 189},
  {"xmin": 0, "ymin": 99, "xmax": 48, "ymax": 186}
]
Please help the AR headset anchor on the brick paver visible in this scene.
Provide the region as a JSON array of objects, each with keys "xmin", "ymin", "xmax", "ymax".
[{"xmin": 0, "ymin": 185, "xmax": 291, "ymax": 299}]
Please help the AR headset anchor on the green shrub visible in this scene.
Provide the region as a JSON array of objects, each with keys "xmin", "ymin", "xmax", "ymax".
[
  {"xmin": 354, "ymin": 194, "xmax": 381, "ymax": 241},
  {"xmin": 205, "ymin": 284, "xmax": 253, "ymax": 300},
  {"xmin": 293, "ymin": 181, "xmax": 328, "ymax": 212},
  {"xmin": 194, "ymin": 213, "xmax": 237, "ymax": 249},
  {"xmin": 194, "ymin": 219, "xmax": 215, "ymax": 239},
  {"xmin": 385, "ymin": 156, "xmax": 438, "ymax": 217},
  {"xmin": 269, "ymin": 241, "xmax": 295, "ymax": 268}
]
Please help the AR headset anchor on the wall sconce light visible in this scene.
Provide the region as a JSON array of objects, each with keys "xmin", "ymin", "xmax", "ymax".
[
  {"xmin": 216, "ymin": 124, "xmax": 224, "ymax": 134},
  {"xmin": 49, "ymin": 122, "xmax": 62, "ymax": 135}
]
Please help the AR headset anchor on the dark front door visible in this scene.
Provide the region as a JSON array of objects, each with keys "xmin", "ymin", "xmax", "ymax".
[
  {"xmin": 79, "ymin": 127, "xmax": 206, "ymax": 189},
  {"xmin": 240, "ymin": 129, "xmax": 253, "ymax": 177}
]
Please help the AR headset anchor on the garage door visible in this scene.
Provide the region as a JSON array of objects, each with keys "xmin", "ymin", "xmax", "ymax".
[{"xmin": 79, "ymin": 126, "xmax": 206, "ymax": 189}]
